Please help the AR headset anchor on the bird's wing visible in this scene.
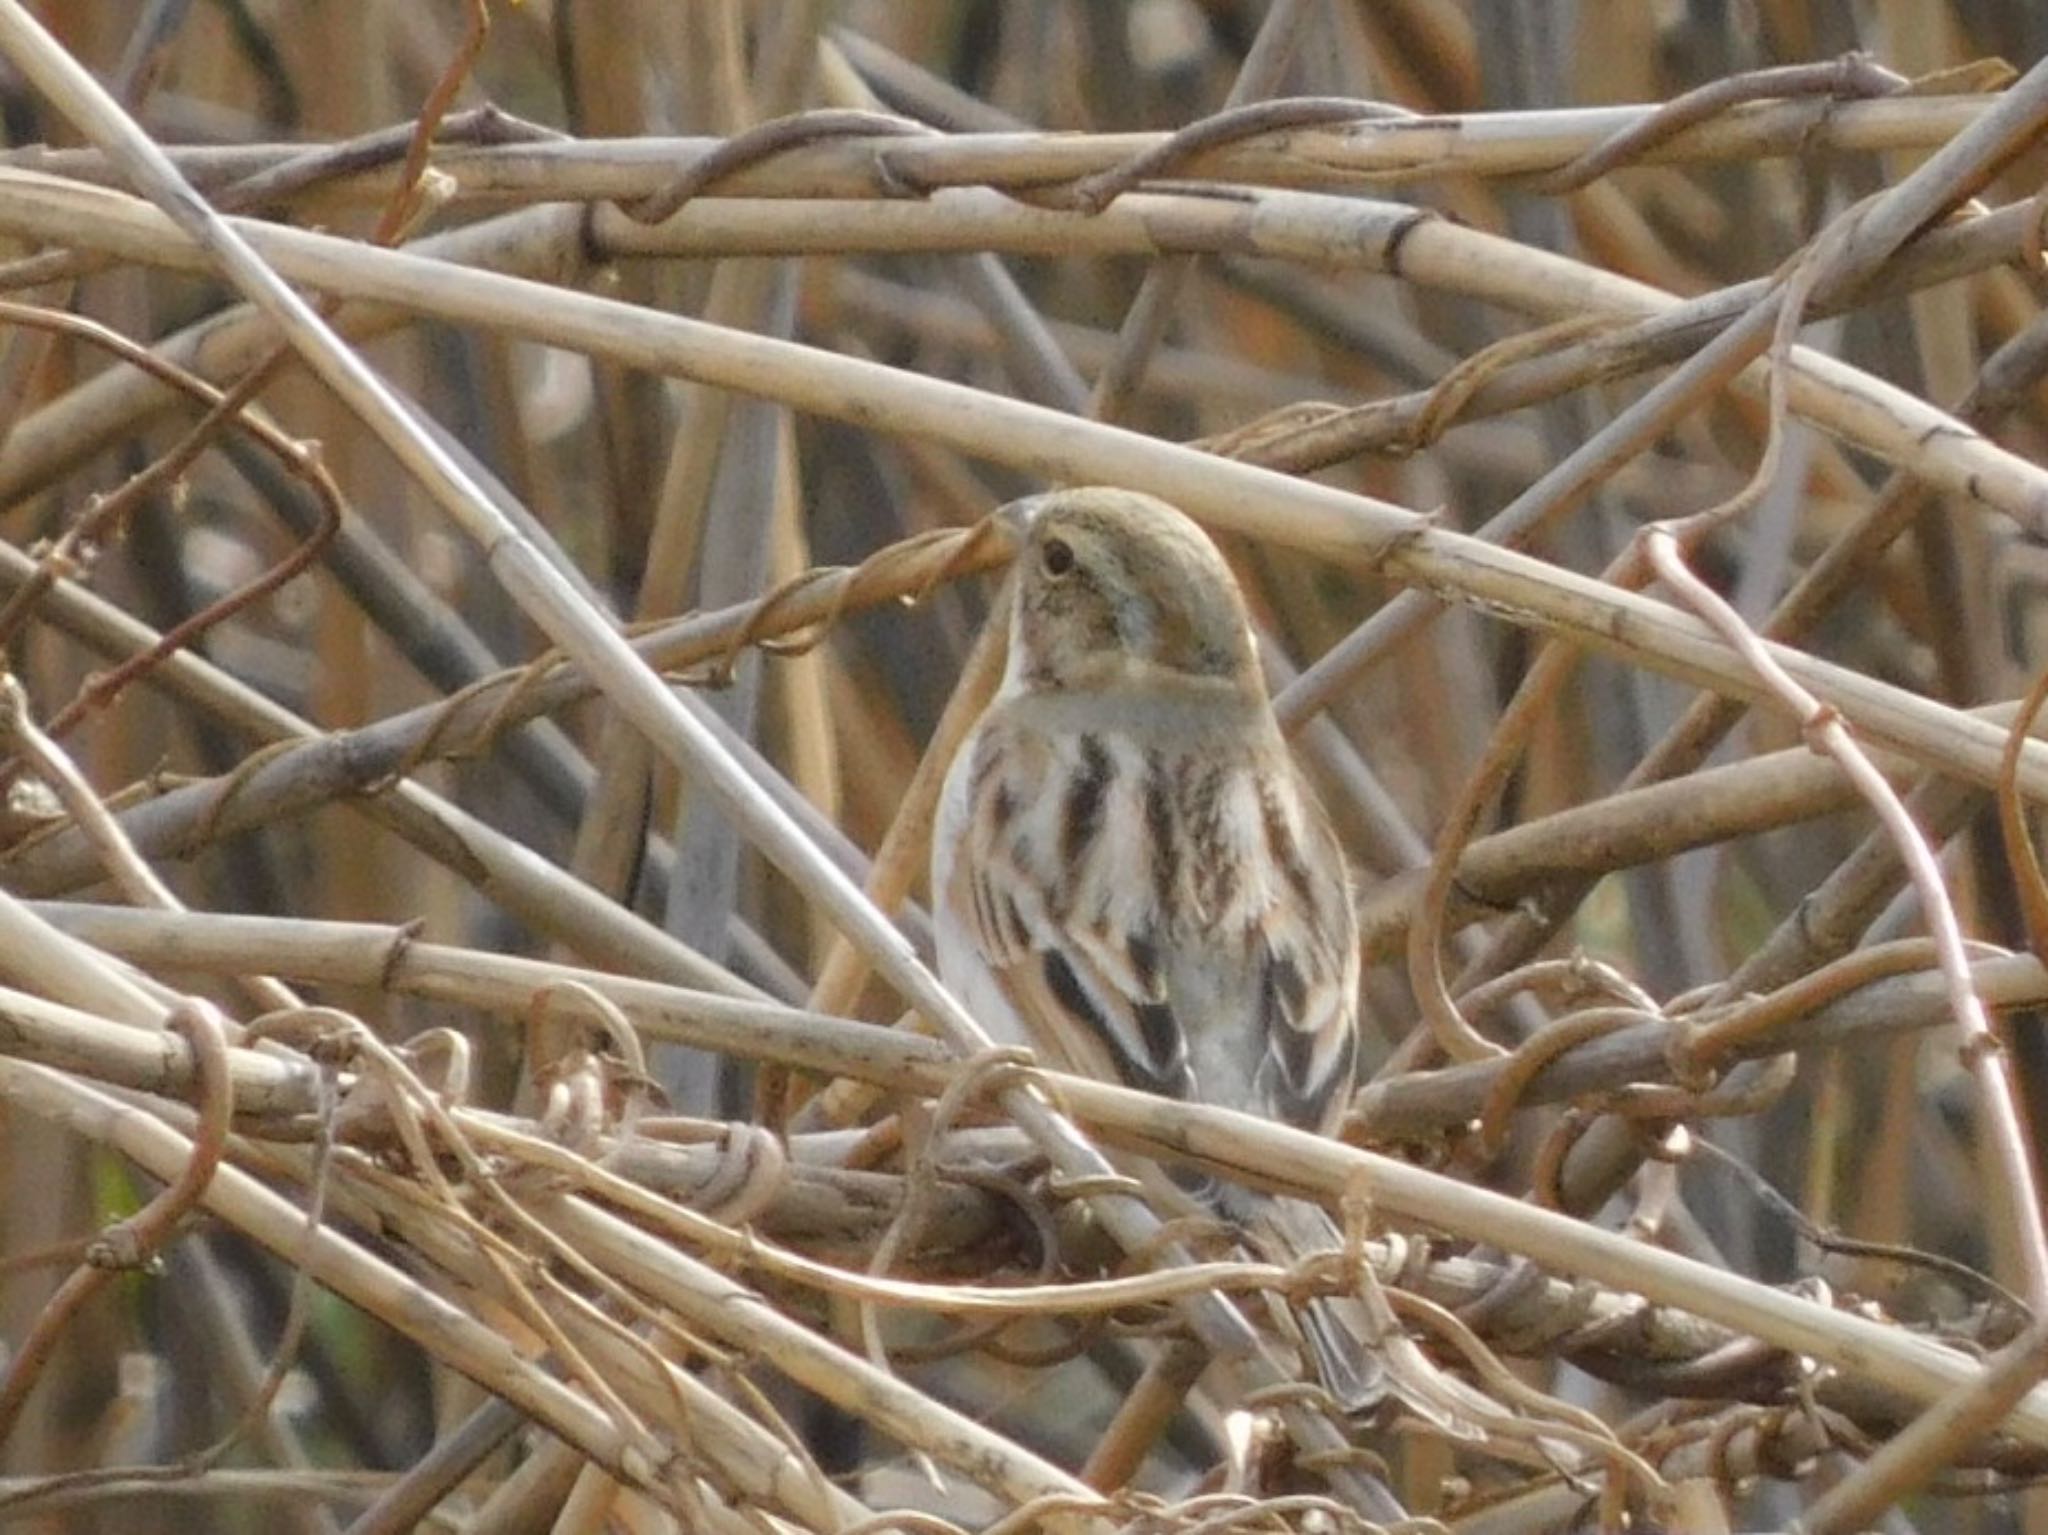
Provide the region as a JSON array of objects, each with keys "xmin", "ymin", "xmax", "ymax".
[
  {"xmin": 938, "ymin": 714, "xmax": 1357, "ymax": 1129},
  {"xmin": 1242, "ymin": 790, "xmax": 1360, "ymax": 1137},
  {"xmin": 937, "ymin": 720, "xmax": 1197, "ymax": 1099}
]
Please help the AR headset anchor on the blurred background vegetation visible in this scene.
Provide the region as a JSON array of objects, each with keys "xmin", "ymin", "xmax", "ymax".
[{"xmin": 4, "ymin": 1, "xmax": 2048, "ymax": 1531}]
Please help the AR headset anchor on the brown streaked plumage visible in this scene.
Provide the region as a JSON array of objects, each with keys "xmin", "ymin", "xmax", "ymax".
[
  {"xmin": 937, "ymin": 487, "xmax": 1358, "ymax": 1140},
  {"xmin": 934, "ymin": 487, "xmax": 1438, "ymax": 1418}
]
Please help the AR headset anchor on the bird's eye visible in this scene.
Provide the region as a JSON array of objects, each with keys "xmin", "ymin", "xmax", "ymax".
[{"xmin": 1040, "ymin": 537, "xmax": 1076, "ymax": 578}]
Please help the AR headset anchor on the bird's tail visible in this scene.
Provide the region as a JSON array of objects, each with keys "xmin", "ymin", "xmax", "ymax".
[
  {"xmin": 1298, "ymin": 1292, "xmax": 1391, "ymax": 1415},
  {"xmin": 1258, "ymin": 1195, "xmax": 1388, "ymax": 1414},
  {"xmin": 1258, "ymin": 1195, "xmax": 1497, "ymax": 1437}
]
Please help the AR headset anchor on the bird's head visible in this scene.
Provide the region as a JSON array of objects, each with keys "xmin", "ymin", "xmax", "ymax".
[{"xmin": 1002, "ymin": 488, "xmax": 1260, "ymax": 694}]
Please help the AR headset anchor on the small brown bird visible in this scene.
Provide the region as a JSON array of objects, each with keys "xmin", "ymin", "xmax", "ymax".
[{"xmin": 933, "ymin": 486, "xmax": 1401, "ymax": 1412}]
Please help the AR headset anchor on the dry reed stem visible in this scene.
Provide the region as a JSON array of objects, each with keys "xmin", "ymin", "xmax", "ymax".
[
  {"xmin": 4, "ymin": 7, "xmax": 2048, "ymax": 1524},
  {"xmin": 5, "ymin": 36, "xmax": 1401, "ymax": 1481},
  {"xmin": 0, "ymin": 1059, "xmax": 688, "ymax": 1503},
  {"xmin": 0, "ymin": 93, "xmax": 2001, "ymax": 199},
  {"xmin": 5, "ymin": 169, "xmax": 2045, "ymax": 542},
  {"xmin": 0, "ymin": 16, "xmax": 1388, "ymax": 1468},
  {"xmin": 1644, "ymin": 525, "xmax": 2048, "ymax": 1305},
  {"xmin": 8, "ymin": 907, "xmax": 2042, "ymax": 1450},
  {"xmin": 2, "ymin": 181, "xmax": 2043, "ymax": 827},
  {"xmin": 0, "ymin": 998, "xmax": 230, "ymax": 1443},
  {"xmin": 0, "ymin": 926, "xmax": 2031, "ymax": 1448},
  {"xmin": 31, "ymin": 900, "xmax": 2048, "ymax": 1155},
  {"xmin": 13, "ymin": 894, "xmax": 2048, "ymax": 1491},
  {"xmin": 1799, "ymin": 1316, "xmax": 2048, "ymax": 1535}
]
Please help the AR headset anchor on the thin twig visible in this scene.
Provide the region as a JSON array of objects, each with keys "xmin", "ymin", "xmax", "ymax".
[
  {"xmin": 0, "ymin": 997, "xmax": 231, "ymax": 1444},
  {"xmin": 1644, "ymin": 526, "xmax": 2048, "ymax": 1310}
]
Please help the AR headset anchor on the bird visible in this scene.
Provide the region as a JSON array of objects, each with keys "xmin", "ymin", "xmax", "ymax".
[{"xmin": 932, "ymin": 485, "xmax": 1410, "ymax": 1417}]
